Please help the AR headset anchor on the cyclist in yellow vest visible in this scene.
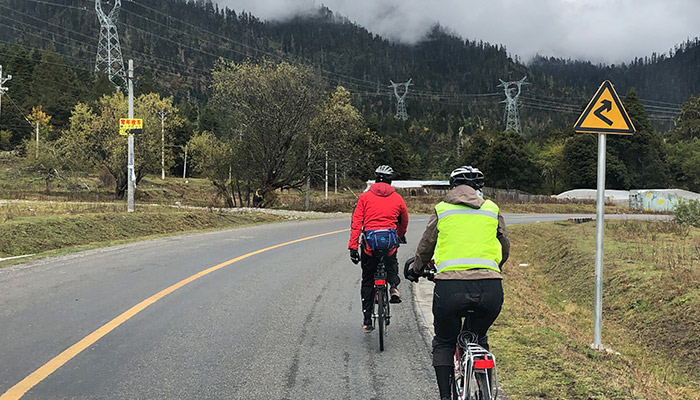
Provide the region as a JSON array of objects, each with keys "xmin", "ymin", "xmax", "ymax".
[{"xmin": 406, "ymin": 166, "xmax": 510, "ymax": 400}]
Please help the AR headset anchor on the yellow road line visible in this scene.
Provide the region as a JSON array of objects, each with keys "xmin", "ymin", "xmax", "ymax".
[{"xmin": 1, "ymin": 228, "xmax": 348, "ymax": 400}]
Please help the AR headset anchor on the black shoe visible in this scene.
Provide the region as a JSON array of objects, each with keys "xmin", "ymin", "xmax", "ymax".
[
  {"xmin": 362, "ymin": 320, "xmax": 374, "ymax": 333},
  {"xmin": 390, "ymin": 287, "xmax": 401, "ymax": 303}
]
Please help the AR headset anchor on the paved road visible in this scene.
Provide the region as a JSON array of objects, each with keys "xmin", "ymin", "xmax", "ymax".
[
  {"xmin": 0, "ymin": 213, "xmax": 669, "ymax": 399},
  {"xmin": 0, "ymin": 218, "xmax": 435, "ymax": 400}
]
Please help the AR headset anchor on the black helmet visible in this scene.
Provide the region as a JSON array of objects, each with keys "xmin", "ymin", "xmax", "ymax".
[
  {"xmin": 375, "ymin": 165, "xmax": 394, "ymax": 184},
  {"xmin": 449, "ymin": 166, "xmax": 484, "ymax": 189}
]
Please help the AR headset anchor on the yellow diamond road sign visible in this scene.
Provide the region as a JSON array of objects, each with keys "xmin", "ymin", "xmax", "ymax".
[
  {"xmin": 119, "ymin": 118, "xmax": 143, "ymax": 136},
  {"xmin": 574, "ymin": 80, "xmax": 636, "ymax": 135}
]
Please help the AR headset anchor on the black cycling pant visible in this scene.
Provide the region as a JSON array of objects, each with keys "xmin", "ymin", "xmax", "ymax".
[
  {"xmin": 360, "ymin": 250, "xmax": 400, "ymax": 322},
  {"xmin": 432, "ymin": 278, "xmax": 503, "ymax": 367}
]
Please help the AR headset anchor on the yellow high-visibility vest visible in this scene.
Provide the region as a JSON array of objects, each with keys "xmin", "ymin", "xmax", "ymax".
[{"xmin": 434, "ymin": 200, "xmax": 502, "ymax": 274}]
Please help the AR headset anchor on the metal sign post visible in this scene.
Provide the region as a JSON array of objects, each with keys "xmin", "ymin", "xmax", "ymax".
[
  {"xmin": 592, "ymin": 133, "xmax": 606, "ymax": 350},
  {"xmin": 574, "ymin": 80, "xmax": 636, "ymax": 351}
]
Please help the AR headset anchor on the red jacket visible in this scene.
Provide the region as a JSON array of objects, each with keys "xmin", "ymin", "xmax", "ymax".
[{"xmin": 348, "ymin": 182, "xmax": 409, "ymax": 254}]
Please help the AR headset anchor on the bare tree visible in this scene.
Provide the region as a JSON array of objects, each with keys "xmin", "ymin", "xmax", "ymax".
[{"xmin": 211, "ymin": 59, "xmax": 325, "ymax": 206}]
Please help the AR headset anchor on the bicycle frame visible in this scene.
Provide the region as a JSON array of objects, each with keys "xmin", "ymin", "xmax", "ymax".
[{"xmin": 454, "ymin": 340, "xmax": 498, "ymax": 400}]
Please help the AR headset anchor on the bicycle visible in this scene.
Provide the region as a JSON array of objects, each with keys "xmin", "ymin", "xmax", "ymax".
[
  {"xmin": 452, "ymin": 330, "xmax": 499, "ymax": 400},
  {"xmin": 371, "ymin": 248, "xmax": 391, "ymax": 352},
  {"xmin": 403, "ymin": 257, "xmax": 499, "ymax": 400}
]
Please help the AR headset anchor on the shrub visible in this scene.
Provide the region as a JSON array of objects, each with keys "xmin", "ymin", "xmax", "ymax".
[{"xmin": 673, "ymin": 199, "xmax": 700, "ymax": 227}]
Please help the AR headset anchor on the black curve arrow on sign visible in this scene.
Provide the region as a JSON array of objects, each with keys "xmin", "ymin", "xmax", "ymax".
[{"xmin": 593, "ymin": 99, "xmax": 613, "ymax": 126}]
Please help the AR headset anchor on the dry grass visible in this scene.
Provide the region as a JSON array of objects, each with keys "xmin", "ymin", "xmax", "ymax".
[
  {"xmin": 495, "ymin": 220, "xmax": 700, "ymax": 399},
  {"xmin": 0, "ymin": 158, "xmax": 221, "ymax": 206},
  {"xmin": 0, "ymin": 202, "xmax": 288, "ymax": 261},
  {"xmin": 274, "ymin": 190, "xmax": 632, "ymax": 215},
  {"xmin": 3, "ymin": 158, "xmax": 648, "ymax": 214}
]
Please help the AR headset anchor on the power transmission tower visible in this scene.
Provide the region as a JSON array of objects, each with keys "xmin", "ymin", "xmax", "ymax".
[
  {"xmin": 0, "ymin": 65, "xmax": 12, "ymax": 121},
  {"xmin": 498, "ymin": 76, "xmax": 528, "ymax": 133},
  {"xmin": 390, "ymin": 79, "xmax": 413, "ymax": 121},
  {"xmin": 95, "ymin": 0, "xmax": 126, "ymax": 89}
]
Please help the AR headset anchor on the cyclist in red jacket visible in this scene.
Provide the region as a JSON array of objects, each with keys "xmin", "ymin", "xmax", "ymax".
[{"xmin": 348, "ymin": 165, "xmax": 409, "ymax": 333}]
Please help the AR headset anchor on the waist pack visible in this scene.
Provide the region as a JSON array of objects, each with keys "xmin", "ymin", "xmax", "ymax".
[{"xmin": 363, "ymin": 229, "xmax": 399, "ymax": 251}]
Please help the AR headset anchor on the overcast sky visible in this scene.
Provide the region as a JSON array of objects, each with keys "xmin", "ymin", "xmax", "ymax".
[{"xmin": 214, "ymin": 0, "xmax": 699, "ymax": 65}]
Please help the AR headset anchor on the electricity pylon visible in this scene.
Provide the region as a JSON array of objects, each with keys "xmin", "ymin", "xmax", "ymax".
[
  {"xmin": 95, "ymin": 0, "xmax": 126, "ymax": 89},
  {"xmin": 498, "ymin": 76, "xmax": 528, "ymax": 133},
  {"xmin": 390, "ymin": 79, "xmax": 413, "ymax": 121}
]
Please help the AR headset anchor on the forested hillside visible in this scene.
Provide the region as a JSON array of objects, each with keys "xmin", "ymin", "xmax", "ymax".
[{"xmin": 1, "ymin": 0, "xmax": 699, "ymax": 201}]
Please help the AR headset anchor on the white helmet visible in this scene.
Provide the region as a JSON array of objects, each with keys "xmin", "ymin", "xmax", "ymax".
[
  {"xmin": 449, "ymin": 166, "xmax": 484, "ymax": 189},
  {"xmin": 375, "ymin": 165, "xmax": 394, "ymax": 183}
]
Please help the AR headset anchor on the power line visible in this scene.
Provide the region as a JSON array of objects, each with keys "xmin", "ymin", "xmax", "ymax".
[
  {"xmin": 2, "ymin": 92, "xmax": 33, "ymax": 127},
  {"xmin": 0, "ymin": 16, "xmax": 97, "ymax": 53},
  {"xmin": 0, "ymin": 25, "xmax": 95, "ymax": 69},
  {"xmin": 635, "ymin": 97, "xmax": 682, "ymax": 107},
  {"xmin": 0, "ymin": 12, "xmax": 214, "ymax": 82},
  {"xmin": 116, "ymin": 0, "xmax": 501, "ymax": 99},
  {"xmin": 520, "ymin": 102, "xmax": 579, "ymax": 114},
  {"xmin": 2, "ymin": 0, "xmax": 688, "ymax": 119},
  {"xmin": 6, "ymin": 0, "xmax": 621, "ymax": 109},
  {"xmin": 20, "ymin": 0, "xmax": 88, "ymax": 11}
]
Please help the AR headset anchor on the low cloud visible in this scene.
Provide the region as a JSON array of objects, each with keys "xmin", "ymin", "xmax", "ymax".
[{"xmin": 215, "ymin": 0, "xmax": 699, "ymax": 64}]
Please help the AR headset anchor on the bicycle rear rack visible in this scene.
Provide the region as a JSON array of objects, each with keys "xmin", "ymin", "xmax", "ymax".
[{"xmin": 456, "ymin": 339, "xmax": 499, "ymax": 400}]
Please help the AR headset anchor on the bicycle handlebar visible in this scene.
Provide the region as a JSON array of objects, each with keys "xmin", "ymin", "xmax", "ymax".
[{"xmin": 403, "ymin": 256, "xmax": 436, "ymax": 281}]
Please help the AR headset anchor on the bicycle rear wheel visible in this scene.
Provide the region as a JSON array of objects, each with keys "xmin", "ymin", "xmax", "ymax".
[
  {"xmin": 451, "ymin": 371, "xmax": 475, "ymax": 400},
  {"xmin": 450, "ymin": 372, "xmax": 461, "ymax": 400},
  {"xmin": 476, "ymin": 369, "xmax": 497, "ymax": 400},
  {"xmin": 378, "ymin": 287, "xmax": 387, "ymax": 351}
]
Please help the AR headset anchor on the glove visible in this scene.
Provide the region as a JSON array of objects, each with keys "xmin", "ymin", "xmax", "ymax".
[
  {"xmin": 425, "ymin": 267, "xmax": 436, "ymax": 281},
  {"xmin": 426, "ymin": 260, "xmax": 437, "ymax": 281},
  {"xmin": 349, "ymin": 249, "xmax": 361, "ymax": 264},
  {"xmin": 398, "ymin": 236, "xmax": 407, "ymax": 244},
  {"xmin": 406, "ymin": 266, "xmax": 420, "ymax": 283}
]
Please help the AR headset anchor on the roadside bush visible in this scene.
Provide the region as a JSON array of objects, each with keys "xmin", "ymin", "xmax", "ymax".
[
  {"xmin": 0, "ymin": 130, "xmax": 12, "ymax": 150},
  {"xmin": 673, "ymin": 199, "xmax": 700, "ymax": 227}
]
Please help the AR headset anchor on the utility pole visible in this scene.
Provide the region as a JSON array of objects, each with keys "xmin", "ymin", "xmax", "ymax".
[
  {"xmin": 325, "ymin": 151, "xmax": 328, "ymax": 200},
  {"xmin": 182, "ymin": 144, "xmax": 188, "ymax": 179},
  {"xmin": 0, "ymin": 65, "xmax": 11, "ymax": 121},
  {"xmin": 35, "ymin": 122, "xmax": 39, "ymax": 159},
  {"xmin": 498, "ymin": 76, "xmax": 528, "ymax": 133},
  {"xmin": 457, "ymin": 126, "xmax": 464, "ymax": 159},
  {"xmin": 156, "ymin": 110, "xmax": 169, "ymax": 180},
  {"xmin": 390, "ymin": 79, "xmax": 413, "ymax": 121},
  {"xmin": 127, "ymin": 59, "xmax": 135, "ymax": 212},
  {"xmin": 95, "ymin": 0, "xmax": 126, "ymax": 88},
  {"xmin": 305, "ymin": 134, "xmax": 311, "ymax": 211}
]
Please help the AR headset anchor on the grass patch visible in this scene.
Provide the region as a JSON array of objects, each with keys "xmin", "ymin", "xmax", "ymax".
[
  {"xmin": 0, "ymin": 202, "xmax": 290, "ymax": 262},
  {"xmin": 494, "ymin": 220, "xmax": 700, "ymax": 400},
  {"xmin": 2, "ymin": 158, "xmax": 645, "ymax": 214},
  {"xmin": 274, "ymin": 190, "xmax": 630, "ymax": 215}
]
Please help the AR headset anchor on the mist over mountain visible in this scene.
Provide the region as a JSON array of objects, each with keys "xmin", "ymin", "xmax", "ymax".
[{"xmin": 214, "ymin": 0, "xmax": 700, "ymax": 65}]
